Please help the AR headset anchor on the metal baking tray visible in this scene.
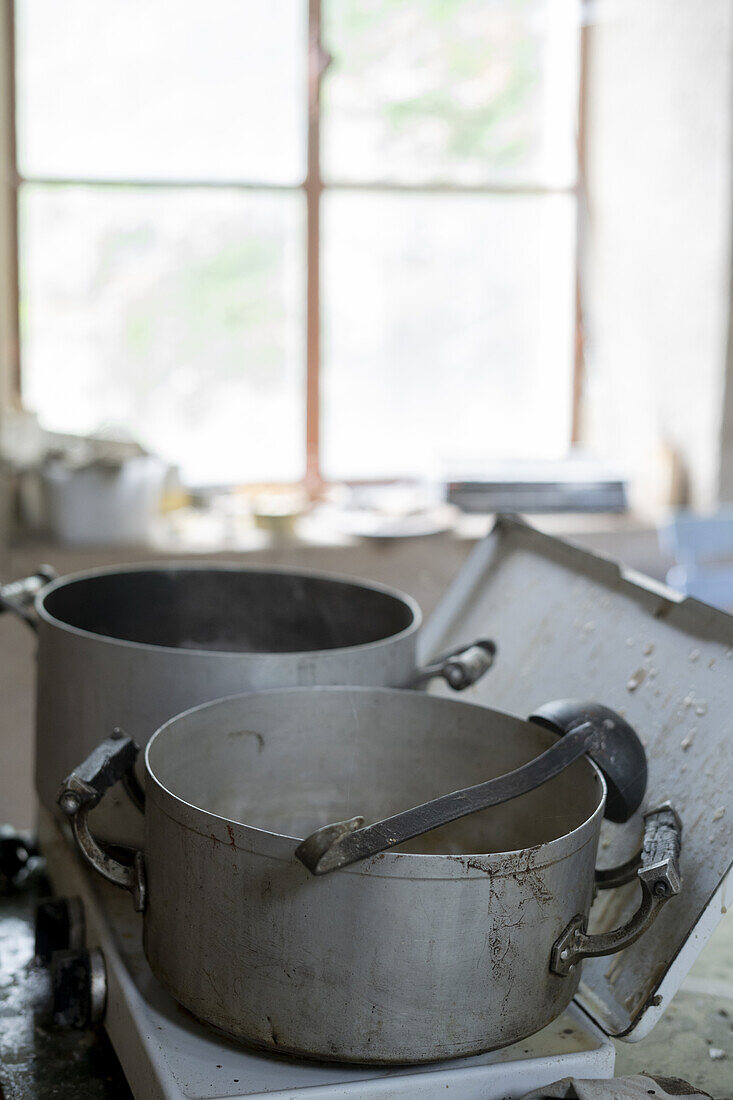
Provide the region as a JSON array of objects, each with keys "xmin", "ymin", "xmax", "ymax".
[{"xmin": 421, "ymin": 514, "xmax": 733, "ymax": 1040}]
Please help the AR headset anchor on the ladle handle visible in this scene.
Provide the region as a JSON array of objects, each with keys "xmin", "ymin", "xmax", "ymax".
[
  {"xmin": 0, "ymin": 566, "xmax": 56, "ymax": 631},
  {"xmin": 296, "ymin": 700, "xmax": 648, "ymax": 876},
  {"xmin": 58, "ymin": 737, "xmax": 147, "ymax": 912},
  {"xmin": 296, "ymin": 722, "xmax": 597, "ymax": 875},
  {"xmin": 551, "ymin": 803, "xmax": 682, "ymax": 976}
]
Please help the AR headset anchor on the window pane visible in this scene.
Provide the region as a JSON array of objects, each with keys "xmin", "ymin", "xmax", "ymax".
[
  {"xmin": 322, "ymin": 191, "xmax": 575, "ymax": 480},
  {"xmin": 323, "ymin": 0, "xmax": 579, "ymax": 187},
  {"xmin": 16, "ymin": 0, "xmax": 306, "ymax": 184},
  {"xmin": 20, "ymin": 187, "xmax": 304, "ymax": 485}
]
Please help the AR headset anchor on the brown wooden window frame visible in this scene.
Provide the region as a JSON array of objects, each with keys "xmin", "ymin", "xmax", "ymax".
[{"xmin": 4, "ymin": 0, "xmax": 584, "ymax": 493}]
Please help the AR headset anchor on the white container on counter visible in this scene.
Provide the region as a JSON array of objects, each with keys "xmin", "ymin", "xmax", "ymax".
[{"xmin": 43, "ymin": 455, "xmax": 166, "ymax": 546}]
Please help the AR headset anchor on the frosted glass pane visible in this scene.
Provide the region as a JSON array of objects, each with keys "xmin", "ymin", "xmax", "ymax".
[
  {"xmin": 16, "ymin": 0, "xmax": 306, "ymax": 184},
  {"xmin": 323, "ymin": 0, "xmax": 579, "ymax": 186},
  {"xmin": 322, "ymin": 191, "xmax": 576, "ymax": 480},
  {"xmin": 20, "ymin": 187, "xmax": 305, "ymax": 485}
]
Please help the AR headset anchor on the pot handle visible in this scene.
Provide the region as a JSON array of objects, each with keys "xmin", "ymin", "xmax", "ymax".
[
  {"xmin": 550, "ymin": 803, "xmax": 682, "ymax": 976},
  {"xmin": 411, "ymin": 639, "xmax": 496, "ymax": 691},
  {"xmin": 57, "ymin": 736, "xmax": 147, "ymax": 913},
  {"xmin": 0, "ymin": 566, "xmax": 56, "ymax": 631}
]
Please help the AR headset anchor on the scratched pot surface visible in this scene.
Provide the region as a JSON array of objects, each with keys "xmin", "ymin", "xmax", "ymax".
[
  {"xmin": 142, "ymin": 688, "xmax": 603, "ymax": 1063},
  {"xmin": 2, "ymin": 859, "xmax": 731, "ymax": 1096}
]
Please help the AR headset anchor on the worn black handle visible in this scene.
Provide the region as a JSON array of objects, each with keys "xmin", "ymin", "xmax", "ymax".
[
  {"xmin": 529, "ymin": 700, "xmax": 647, "ymax": 823},
  {"xmin": 58, "ymin": 737, "xmax": 139, "ymax": 814},
  {"xmin": 552, "ymin": 802, "xmax": 682, "ymax": 975},
  {"xmin": 641, "ymin": 803, "xmax": 682, "ymax": 883},
  {"xmin": 58, "ymin": 737, "xmax": 146, "ymax": 912},
  {"xmin": 595, "ymin": 802, "xmax": 682, "ymax": 889}
]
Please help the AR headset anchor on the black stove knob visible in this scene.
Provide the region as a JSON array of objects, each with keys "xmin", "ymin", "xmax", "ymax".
[
  {"xmin": 0, "ymin": 829, "xmax": 38, "ymax": 891},
  {"xmin": 35, "ymin": 896, "xmax": 86, "ymax": 964},
  {"xmin": 50, "ymin": 947, "xmax": 107, "ymax": 1028}
]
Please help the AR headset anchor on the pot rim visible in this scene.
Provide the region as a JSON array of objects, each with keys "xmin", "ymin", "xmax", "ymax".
[
  {"xmin": 144, "ymin": 686, "xmax": 607, "ymax": 880},
  {"xmin": 34, "ymin": 561, "xmax": 422, "ymax": 659}
]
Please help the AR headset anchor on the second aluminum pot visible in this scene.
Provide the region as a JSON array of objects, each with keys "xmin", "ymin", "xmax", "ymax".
[
  {"xmin": 1, "ymin": 563, "xmax": 491, "ymax": 842},
  {"xmin": 61, "ymin": 687, "xmax": 682, "ymax": 1064}
]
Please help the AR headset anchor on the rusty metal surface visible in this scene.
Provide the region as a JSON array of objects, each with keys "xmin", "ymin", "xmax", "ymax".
[{"xmin": 420, "ymin": 514, "xmax": 733, "ymax": 1039}]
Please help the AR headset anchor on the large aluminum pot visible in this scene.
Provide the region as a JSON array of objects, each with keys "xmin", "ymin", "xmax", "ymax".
[
  {"xmin": 1, "ymin": 564, "xmax": 491, "ymax": 844},
  {"xmin": 60, "ymin": 687, "xmax": 682, "ymax": 1064}
]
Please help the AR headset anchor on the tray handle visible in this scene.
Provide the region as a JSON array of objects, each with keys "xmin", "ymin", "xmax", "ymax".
[
  {"xmin": 551, "ymin": 803, "xmax": 682, "ymax": 976},
  {"xmin": 58, "ymin": 736, "xmax": 147, "ymax": 912},
  {"xmin": 411, "ymin": 639, "xmax": 496, "ymax": 691}
]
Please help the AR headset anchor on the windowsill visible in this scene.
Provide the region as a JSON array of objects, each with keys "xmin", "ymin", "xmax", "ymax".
[{"xmin": 6, "ymin": 509, "xmax": 671, "ymax": 589}]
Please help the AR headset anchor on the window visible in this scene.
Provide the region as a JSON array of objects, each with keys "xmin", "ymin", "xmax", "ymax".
[{"xmin": 11, "ymin": 0, "xmax": 580, "ymax": 488}]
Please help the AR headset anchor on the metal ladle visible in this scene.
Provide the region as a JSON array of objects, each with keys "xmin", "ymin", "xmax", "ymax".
[{"xmin": 296, "ymin": 700, "xmax": 648, "ymax": 875}]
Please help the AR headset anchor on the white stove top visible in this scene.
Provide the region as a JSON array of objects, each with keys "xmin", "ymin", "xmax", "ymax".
[{"xmin": 39, "ymin": 810, "xmax": 615, "ymax": 1100}]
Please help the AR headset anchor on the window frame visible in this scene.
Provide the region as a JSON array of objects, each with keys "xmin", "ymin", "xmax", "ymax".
[{"xmin": 4, "ymin": 0, "xmax": 585, "ymax": 492}]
